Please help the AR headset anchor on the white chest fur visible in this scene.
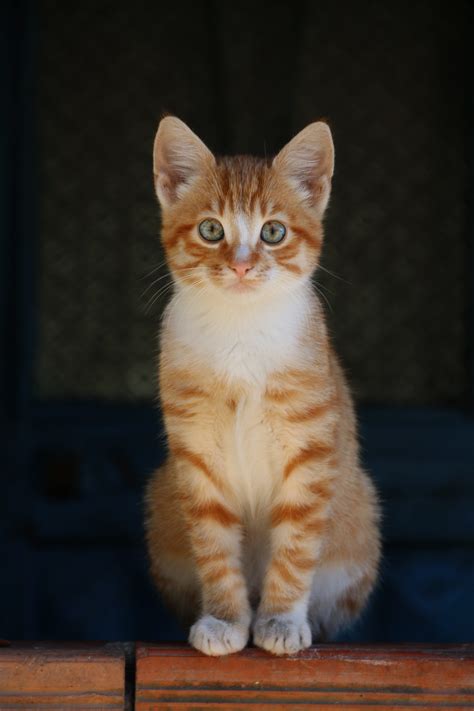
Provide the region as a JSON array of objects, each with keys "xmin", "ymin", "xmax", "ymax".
[
  {"xmin": 223, "ymin": 389, "xmax": 275, "ymax": 592},
  {"xmin": 165, "ymin": 285, "xmax": 312, "ymax": 521},
  {"xmin": 224, "ymin": 389, "xmax": 275, "ymax": 511},
  {"xmin": 166, "ymin": 284, "xmax": 312, "ymax": 387}
]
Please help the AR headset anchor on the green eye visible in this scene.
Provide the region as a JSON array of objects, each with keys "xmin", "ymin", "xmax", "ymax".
[
  {"xmin": 261, "ymin": 220, "xmax": 286, "ymax": 244},
  {"xmin": 199, "ymin": 219, "xmax": 224, "ymax": 242}
]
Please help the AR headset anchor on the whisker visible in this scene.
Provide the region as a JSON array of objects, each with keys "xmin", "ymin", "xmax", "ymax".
[
  {"xmin": 144, "ymin": 270, "xmax": 210, "ymax": 313},
  {"xmin": 144, "ymin": 282, "xmax": 175, "ymax": 313},
  {"xmin": 314, "ymin": 279, "xmax": 335, "ymax": 296},
  {"xmin": 140, "ymin": 257, "xmax": 170, "ymax": 280},
  {"xmin": 140, "ymin": 266, "xmax": 203, "ymax": 299},
  {"xmin": 317, "ymin": 262, "xmax": 351, "ymax": 284},
  {"xmin": 140, "ymin": 272, "xmax": 173, "ymax": 299},
  {"xmin": 314, "ymin": 283, "xmax": 333, "ymax": 313}
]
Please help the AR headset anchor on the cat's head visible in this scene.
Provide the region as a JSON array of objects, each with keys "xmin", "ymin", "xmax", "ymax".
[{"xmin": 153, "ymin": 117, "xmax": 334, "ymax": 302}]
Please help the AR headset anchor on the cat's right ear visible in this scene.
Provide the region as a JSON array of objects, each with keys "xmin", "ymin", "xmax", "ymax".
[{"xmin": 153, "ymin": 117, "xmax": 215, "ymax": 208}]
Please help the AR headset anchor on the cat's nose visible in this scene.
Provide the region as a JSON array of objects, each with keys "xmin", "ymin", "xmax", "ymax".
[{"xmin": 229, "ymin": 261, "xmax": 254, "ymax": 278}]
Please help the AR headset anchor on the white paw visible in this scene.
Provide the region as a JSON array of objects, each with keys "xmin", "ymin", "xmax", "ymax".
[
  {"xmin": 253, "ymin": 614, "xmax": 312, "ymax": 655},
  {"xmin": 189, "ymin": 615, "xmax": 249, "ymax": 656}
]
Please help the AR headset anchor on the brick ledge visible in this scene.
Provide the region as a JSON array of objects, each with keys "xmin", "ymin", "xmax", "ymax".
[{"xmin": 1, "ymin": 642, "xmax": 473, "ymax": 709}]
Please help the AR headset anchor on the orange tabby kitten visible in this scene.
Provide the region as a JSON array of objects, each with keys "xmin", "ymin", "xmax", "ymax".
[{"xmin": 146, "ymin": 117, "xmax": 381, "ymax": 656}]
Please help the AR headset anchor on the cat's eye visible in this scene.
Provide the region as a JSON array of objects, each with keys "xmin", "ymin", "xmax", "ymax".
[
  {"xmin": 261, "ymin": 220, "xmax": 286, "ymax": 244},
  {"xmin": 199, "ymin": 219, "xmax": 225, "ymax": 242}
]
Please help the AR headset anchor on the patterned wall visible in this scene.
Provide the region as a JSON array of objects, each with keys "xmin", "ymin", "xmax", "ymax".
[{"xmin": 36, "ymin": 0, "xmax": 468, "ymax": 404}]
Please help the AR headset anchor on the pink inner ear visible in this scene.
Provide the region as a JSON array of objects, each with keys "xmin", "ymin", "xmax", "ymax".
[
  {"xmin": 156, "ymin": 166, "xmax": 186, "ymax": 206},
  {"xmin": 155, "ymin": 173, "xmax": 171, "ymax": 203},
  {"xmin": 153, "ymin": 117, "xmax": 215, "ymax": 207},
  {"xmin": 273, "ymin": 123, "xmax": 334, "ymax": 209},
  {"xmin": 304, "ymin": 174, "xmax": 326, "ymax": 204}
]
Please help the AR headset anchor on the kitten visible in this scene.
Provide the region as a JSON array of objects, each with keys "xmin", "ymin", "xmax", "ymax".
[{"xmin": 146, "ymin": 117, "xmax": 381, "ymax": 656}]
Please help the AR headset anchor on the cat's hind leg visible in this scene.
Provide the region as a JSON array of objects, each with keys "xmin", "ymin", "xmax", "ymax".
[
  {"xmin": 146, "ymin": 464, "xmax": 200, "ymax": 628},
  {"xmin": 308, "ymin": 563, "xmax": 377, "ymax": 640}
]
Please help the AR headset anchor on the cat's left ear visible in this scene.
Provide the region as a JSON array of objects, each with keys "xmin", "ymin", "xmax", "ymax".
[
  {"xmin": 273, "ymin": 122, "xmax": 334, "ymax": 216},
  {"xmin": 153, "ymin": 116, "xmax": 215, "ymax": 207}
]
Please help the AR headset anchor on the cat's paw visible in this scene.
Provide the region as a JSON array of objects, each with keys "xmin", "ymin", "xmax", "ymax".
[
  {"xmin": 253, "ymin": 614, "xmax": 312, "ymax": 655},
  {"xmin": 189, "ymin": 615, "xmax": 249, "ymax": 656}
]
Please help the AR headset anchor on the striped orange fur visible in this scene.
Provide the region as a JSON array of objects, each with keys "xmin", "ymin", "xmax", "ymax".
[
  {"xmin": 283, "ymin": 441, "xmax": 334, "ymax": 479},
  {"xmin": 145, "ymin": 117, "xmax": 381, "ymax": 657},
  {"xmin": 170, "ymin": 442, "xmax": 223, "ymax": 490},
  {"xmin": 271, "ymin": 502, "xmax": 317, "ymax": 526},
  {"xmin": 186, "ymin": 500, "xmax": 240, "ymax": 528}
]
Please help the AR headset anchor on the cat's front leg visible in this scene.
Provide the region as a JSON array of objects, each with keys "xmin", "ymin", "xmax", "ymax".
[
  {"xmin": 172, "ymin": 447, "xmax": 251, "ymax": 656},
  {"xmin": 254, "ymin": 442, "xmax": 336, "ymax": 655}
]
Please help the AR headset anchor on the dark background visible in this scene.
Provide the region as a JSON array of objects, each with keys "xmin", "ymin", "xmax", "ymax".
[{"xmin": 1, "ymin": 0, "xmax": 473, "ymax": 642}]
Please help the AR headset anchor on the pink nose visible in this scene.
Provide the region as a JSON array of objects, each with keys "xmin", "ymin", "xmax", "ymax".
[{"xmin": 230, "ymin": 261, "xmax": 253, "ymax": 278}]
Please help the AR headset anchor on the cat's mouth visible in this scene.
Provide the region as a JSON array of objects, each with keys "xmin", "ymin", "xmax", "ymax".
[{"xmin": 227, "ymin": 279, "xmax": 258, "ymax": 293}]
